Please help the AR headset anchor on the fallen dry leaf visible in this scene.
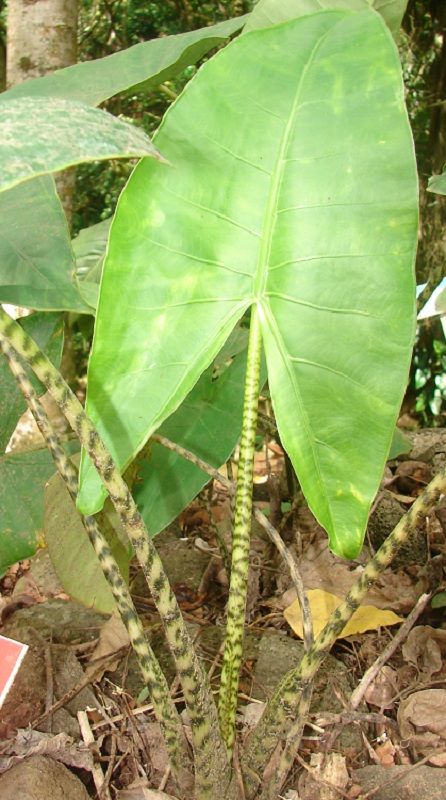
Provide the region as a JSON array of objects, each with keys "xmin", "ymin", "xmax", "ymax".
[
  {"xmin": 402, "ymin": 626, "xmax": 446, "ymax": 680},
  {"xmin": 284, "ymin": 589, "xmax": 403, "ymax": 639},
  {"xmin": 364, "ymin": 666, "xmax": 399, "ymax": 710},
  {"xmin": 117, "ymin": 783, "xmax": 179, "ymax": 800},
  {"xmin": 397, "ymin": 689, "xmax": 446, "ymax": 765},
  {"xmin": 139, "ymin": 722, "xmax": 169, "ymax": 775},
  {"xmin": 0, "ymin": 729, "xmax": 93, "ymax": 773},
  {"xmin": 275, "ymin": 537, "xmax": 427, "ymax": 614},
  {"xmin": 298, "ymin": 753, "xmax": 349, "ymax": 800},
  {"xmin": 86, "ymin": 612, "xmax": 129, "ymax": 679},
  {"xmin": 374, "ymin": 738, "xmax": 396, "ymax": 767}
]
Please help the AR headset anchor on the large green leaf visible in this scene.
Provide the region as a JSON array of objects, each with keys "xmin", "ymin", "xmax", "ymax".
[
  {"xmin": 3, "ymin": 17, "xmax": 247, "ymax": 106},
  {"xmin": 45, "ymin": 464, "xmax": 130, "ymax": 614},
  {"xmin": 79, "ymin": 11, "xmax": 418, "ymax": 558},
  {"xmin": 136, "ymin": 342, "xmax": 255, "ymax": 537},
  {"xmin": 0, "ymin": 177, "xmax": 90, "ymax": 312},
  {"xmin": 0, "ymin": 442, "xmax": 79, "ymax": 575},
  {"xmin": 245, "ymin": 0, "xmax": 407, "ymax": 38},
  {"xmin": 0, "ymin": 312, "xmax": 64, "ymax": 453},
  {"xmin": 0, "ymin": 97, "xmax": 160, "ymax": 194},
  {"xmin": 427, "ymin": 170, "xmax": 446, "ymax": 196}
]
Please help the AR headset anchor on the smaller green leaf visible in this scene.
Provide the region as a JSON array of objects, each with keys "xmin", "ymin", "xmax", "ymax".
[
  {"xmin": 3, "ymin": 17, "xmax": 247, "ymax": 107},
  {"xmin": 371, "ymin": 0, "xmax": 408, "ymax": 38},
  {"xmin": 72, "ymin": 218, "xmax": 112, "ymax": 310},
  {"xmin": 427, "ymin": 171, "xmax": 446, "ymax": 196},
  {"xmin": 0, "ymin": 97, "xmax": 161, "ymax": 194},
  {"xmin": 388, "ymin": 427, "xmax": 412, "ymax": 460},
  {"xmin": 45, "ymin": 466, "xmax": 130, "ymax": 614},
  {"xmin": 0, "ymin": 177, "xmax": 90, "ymax": 312},
  {"xmin": 0, "ymin": 441, "xmax": 79, "ymax": 575},
  {"xmin": 0, "ymin": 312, "xmax": 64, "ymax": 452},
  {"xmin": 432, "ymin": 591, "xmax": 446, "ymax": 609}
]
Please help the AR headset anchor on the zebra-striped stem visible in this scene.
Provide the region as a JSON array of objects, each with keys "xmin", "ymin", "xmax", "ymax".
[
  {"xmin": 0, "ymin": 308, "xmax": 232, "ymax": 800},
  {"xmin": 218, "ymin": 306, "xmax": 263, "ymax": 756},
  {"xmin": 241, "ymin": 471, "xmax": 445, "ymax": 799},
  {"xmin": 1, "ymin": 338, "xmax": 193, "ymax": 794}
]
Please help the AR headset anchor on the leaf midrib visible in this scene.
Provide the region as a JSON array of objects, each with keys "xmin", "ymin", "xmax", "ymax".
[{"xmin": 254, "ymin": 17, "xmax": 343, "ymax": 535}]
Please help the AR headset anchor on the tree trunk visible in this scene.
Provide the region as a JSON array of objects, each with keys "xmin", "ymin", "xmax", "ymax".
[{"xmin": 6, "ymin": 0, "xmax": 79, "ymax": 223}]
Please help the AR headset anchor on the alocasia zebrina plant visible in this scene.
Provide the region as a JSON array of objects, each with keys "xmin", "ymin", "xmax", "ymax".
[{"xmin": 0, "ymin": 2, "xmax": 422, "ymax": 796}]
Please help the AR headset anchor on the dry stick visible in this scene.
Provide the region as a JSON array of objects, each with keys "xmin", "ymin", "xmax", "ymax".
[
  {"xmin": 1, "ymin": 340, "xmax": 193, "ymax": 793},
  {"xmin": 241, "ymin": 477, "xmax": 446, "ymax": 800},
  {"xmin": 350, "ymin": 590, "xmax": 432, "ymax": 710},
  {"xmin": 320, "ymin": 592, "xmax": 433, "ymax": 761},
  {"xmin": 0, "ymin": 309, "xmax": 231, "ymax": 800},
  {"xmin": 153, "ymin": 433, "xmax": 313, "ymax": 650},
  {"xmin": 252, "ymin": 508, "xmax": 313, "ymax": 651},
  {"xmin": 152, "ymin": 433, "xmax": 233, "ymax": 489}
]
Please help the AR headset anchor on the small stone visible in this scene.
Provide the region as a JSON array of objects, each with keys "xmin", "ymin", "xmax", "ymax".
[
  {"xmin": 353, "ymin": 764, "xmax": 446, "ymax": 800},
  {"xmin": 0, "ymin": 755, "xmax": 90, "ymax": 800}
]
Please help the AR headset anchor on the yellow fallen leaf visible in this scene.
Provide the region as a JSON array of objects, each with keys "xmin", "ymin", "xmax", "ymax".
[{"xmin": 284, "ymin": 588, "xmax": 403, "ymax": 639}]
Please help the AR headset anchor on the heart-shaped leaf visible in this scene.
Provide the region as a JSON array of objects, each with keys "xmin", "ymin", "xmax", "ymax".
[{"xmin": 79, "ymin": 11, "xmax": 418, "ymax": 557}]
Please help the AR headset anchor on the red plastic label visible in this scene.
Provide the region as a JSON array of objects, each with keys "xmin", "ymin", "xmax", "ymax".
[{"xmin": 0, "ymin": 635, "xmax": 28, "ymax": 707}]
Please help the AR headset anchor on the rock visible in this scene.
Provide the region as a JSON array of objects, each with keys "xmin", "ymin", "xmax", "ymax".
[
  {"xmin": 0, "ymin": 755, "xmax": 90, "ymax": 800},
  {"xmin": 353, "ymin": 764, "xmax": 446, "ymax": 800},
  {"xmin": 402, "ymin": 429, "xmax": 446, "ymax": 468},
  {"xmin": 1, "ymin": 598, "xmax": 107, "ymax": 644},
  {"xmin": 367, "ymin": 491, "xmax": 427, "ymax": 567},
  {"xmin": 13, "ymin": 549, "xmax": 64, "ymax": 598},
  {"xmin": 252, "ymin": 630, "xmax": 363, "ymax": 753},
  {"xmin": 130, "ymin": 529, "xmax": 210, "ymax": 597}
]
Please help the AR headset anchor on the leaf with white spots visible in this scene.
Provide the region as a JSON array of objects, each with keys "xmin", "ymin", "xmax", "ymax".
[{"xmin": 0, "ymin": 97, "xmax": 161, "ymax": 194}]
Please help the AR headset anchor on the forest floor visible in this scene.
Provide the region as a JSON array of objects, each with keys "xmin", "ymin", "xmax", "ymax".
[{"xmin": 0, "ymin": 424, "xmax": 445, "ymax": 799}]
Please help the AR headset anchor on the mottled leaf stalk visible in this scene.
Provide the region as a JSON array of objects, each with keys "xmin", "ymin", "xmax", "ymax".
[
  {"xmin": 218, "ymin": 306, "xmax": 263, "ymax": 755},
  {"xmin": 0, "ymin": 337, "xmax": 193, "ymax": 794},
  {"xmin": 242, "ymin": 473, "xmax": 446, "ymax": 799},
  {"xmin": 0, "ymin": 308, "xmax": 231, "ymax": 800}
]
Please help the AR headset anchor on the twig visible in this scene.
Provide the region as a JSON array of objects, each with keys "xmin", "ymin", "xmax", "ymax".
[
  {"xmin": 78, "ymin": 709, "xmax": 112, "ymax": 800},
  {"xmin": 32, "ymin": 630, "xmax": 54, "ymax": 733},
  {"xmin": 151, "ymin": 433, "xmax": 233, "ymax": 491},
  {"xmin": 31, "ymin": 649, "xmax": 128, "ymax": 729},
  {"xmin": 350, "ymin": 591, "xmax": 433, "ymax": 709},
  {"xmin": 253, "ymin": 508, "xmax": 313, "ymax": 651},
  {"xmin": 100, "ymin": 733, "xmax": 117, "ymax": 800}
]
